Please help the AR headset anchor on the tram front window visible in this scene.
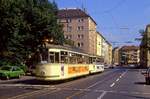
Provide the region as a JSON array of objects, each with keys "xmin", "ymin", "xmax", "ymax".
[{"xmin": 49, "ymin": 52, "xmax": 59, "ymax": 63}]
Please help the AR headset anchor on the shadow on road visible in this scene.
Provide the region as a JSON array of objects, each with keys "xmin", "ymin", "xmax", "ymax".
[
  {"xmin": 134, "ymin": 82, "xmax": 146, "ymax": 85},
  {"xmin": 0, "ymin": 79, "xmax": 69, "ymax": 85},
  {"xmin": 0, "ymin": 75, "xmax": 89, "ymax": 85}
]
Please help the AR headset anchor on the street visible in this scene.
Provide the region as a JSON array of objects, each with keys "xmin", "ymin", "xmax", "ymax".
[{"xmin": 0, "ymin": 67, "xmax": 150, "ymax": 99}]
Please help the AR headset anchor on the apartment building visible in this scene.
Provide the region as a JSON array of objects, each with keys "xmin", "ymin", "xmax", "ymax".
[
  {"xmin": 96, "ymin": 32, "xmax": 112, "ymax": 65},
  {"xmin": 120, "ymin": 46, "xmax": 140, "ymax": 65},
  {"xmin": 112, "ymin": 47, "xmax": 121, "ymax": 65},
  {"xmin": 57, "ymin": 8, "xmax": 97, "ymax": 55},
  {"xmin": 140, "ymin": 24, "xmax": 150, "ymax": 68}
]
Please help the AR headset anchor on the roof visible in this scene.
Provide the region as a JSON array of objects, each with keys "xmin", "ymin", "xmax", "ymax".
[
  {"xmin": 45, "ymin": 43, "xmax": 94, "ymax": 56},
  {"xmin": 121, "ymin": 45, "xmax": 139, "ymax": 51},
  {"xmin": 97, "ymin": 31, "xmax": 112, "ymax": 46},
  {"xmin": 57, "ymin": 8, "xmax": 97, "ymax": 25}
]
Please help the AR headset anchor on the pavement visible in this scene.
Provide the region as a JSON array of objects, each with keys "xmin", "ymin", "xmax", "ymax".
[{"xmin": 0, "ymin": 67, "xmax": 150, "ymax": 99}]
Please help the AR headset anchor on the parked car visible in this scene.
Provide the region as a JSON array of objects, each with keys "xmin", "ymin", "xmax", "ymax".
[
  {"xmin": 141, "ymin": 68, "xmax": 150, "ymax": 84},
  {"xmin": 0, "ymin": 66, "xmax": 25, "ymax": 80}
]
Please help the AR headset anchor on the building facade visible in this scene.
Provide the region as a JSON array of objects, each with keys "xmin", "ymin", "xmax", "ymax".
[
  {"xmin": 120, "ymin": 46, "xmax": 140, "ymax": 65},
  {"xmin": 96, "ymin": 32, "xmax": 112, "ymax": 65},
  {"xmin": 57, "ymin": 8, "xmax": 97, "ymax": 55},
  {"xmin": 112, "ymin": 47, "xmax": 121, "ymax": 65},
  {"xmin": 57, "ymin": 8, "xmax": 112, "ymax": 65},
  {"xmin": 140, "ymin": 25, "xmax": 150, "ymax": 68}
]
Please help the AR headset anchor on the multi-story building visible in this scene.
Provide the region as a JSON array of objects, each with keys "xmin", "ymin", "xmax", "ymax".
[
  {"xmin": 112, "ymin": 47, "xmax": 121, "ymax": 65},
  {"xmin": 96, "ymin": 32, "xmax": 112, "ymax": 65},
  {"xmin": 120, "ymin": 46, "xmax": 140, "ymax": 65},
  {"xmin": 57, "ymin": 8, "xmax": 97, "ymax": 55},
  {"xmin": 108, "ymin": 43, "xmax": 112, "ymax": 65},
  {"xmin": 96, "ymin": 31, "xmax": 105, "ymax": 57},
  {"xmin": 140, "ymin": 24, "xmax": 150, "ymax": 68},
  {"xmin": 57, "ymin": 8, "xmax": 112, "ymax": 65}
]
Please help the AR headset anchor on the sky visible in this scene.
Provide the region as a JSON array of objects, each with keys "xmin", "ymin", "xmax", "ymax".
[{"xmin": 50, "ymin": 0, "xmax": 150, "ymax": 47}]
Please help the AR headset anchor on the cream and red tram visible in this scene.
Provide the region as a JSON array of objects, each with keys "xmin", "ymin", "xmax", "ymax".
[{"xmin": 35, "ymin": 44, "xmax": 104, "ymax": 81}]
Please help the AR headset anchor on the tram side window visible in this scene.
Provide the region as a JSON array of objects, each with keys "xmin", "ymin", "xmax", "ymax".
[
  {"xmin": 77, "ymin": 54, "xmax": 83, "ymax": 64},
  {"xmin": 92, "ymin": 57, "xmax": 96, "ymax": 63},
  {"xmin": 81, "ymin": 56, "xmax": 88, "ymax": 64},
  {"xmin": 85, "ymin": 56, "xmax": 90, "ymax": 64},
  {"xmin": 49, "ymin": 52, "xmax": 54, "ymax": 63},
  {"xmin": 61, "ymin": 51, "xmax": 68, "ymax": 63},
  {"xmin": 55, "ymin": 52, "xmax": 59, "ymax": 63},
  {"xmin": 69, "ymin": 53, "xmax": 77, "ymax": 64},
  {"xmin": 89, "ymin": 57, "xmax": 93, "ymax": 64}
]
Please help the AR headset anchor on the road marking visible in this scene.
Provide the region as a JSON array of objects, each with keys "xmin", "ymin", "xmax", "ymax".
[
  {"xmin": 97, "ymin": 91, "xmax": 107, "ymax": 99},
  {"xmin": 110, "ymin": 70, "xmax": 128, "ymax": 88},
  {"xmin": 110, "ymin": 83, "xmax": 115, "ymax": 87},
  {"xmin": 116, "ymin": 78, "xmax": 119, "ymax": 82},
  {"xmin": 66, "ymin": 71, "xmax": 118, "ymax": 99}
]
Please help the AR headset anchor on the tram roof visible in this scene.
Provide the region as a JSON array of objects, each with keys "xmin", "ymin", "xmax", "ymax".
[{"xmin": 45, "ymin": 44, "xmax": 96, "ymax": 56}]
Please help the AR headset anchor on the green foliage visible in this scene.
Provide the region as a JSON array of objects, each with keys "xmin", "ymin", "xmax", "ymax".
[{"xmin": 0, "ymin": 0, "xmax": 64, "ymax": 66}]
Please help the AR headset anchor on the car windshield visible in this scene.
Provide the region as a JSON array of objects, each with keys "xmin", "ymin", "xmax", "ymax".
[{"xmin": 1, "ymin": 66, "xmax": 11, "ymax": 71}]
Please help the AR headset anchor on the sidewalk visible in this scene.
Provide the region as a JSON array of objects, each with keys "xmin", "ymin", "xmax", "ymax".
[{"xmin": 0, "ymin": 76, "xmax": 35, "ymax": 84}]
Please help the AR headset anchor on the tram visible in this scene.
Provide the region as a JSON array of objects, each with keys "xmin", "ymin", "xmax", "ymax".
[{"xmin": 35, "ymin": 44, "xmax": 104, "ymax": 81}]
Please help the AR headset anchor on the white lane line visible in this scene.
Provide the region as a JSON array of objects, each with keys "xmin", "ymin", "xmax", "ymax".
[
  {"xmin": 116, "ymin": 78, "xmax": 119, "ymax": 82},
  {"xmin": 97, "ymin": 91, "xmax": 107, "ymax": 99},
  {"xmin": 110, "ymin": 70, "xmax": 128, "ymax": 88},
  {"xmin": 119, "ymin": 76, "xmax": 122, "ymax": 78},
  {"xmin": 110, "ymin": 83, "xmax": 115, "ymax": 87}
]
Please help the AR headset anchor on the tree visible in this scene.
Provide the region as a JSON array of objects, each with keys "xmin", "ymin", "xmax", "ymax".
[{"xmin": 0, "ymin": 0, "xmax": 64, "ymax": 66}]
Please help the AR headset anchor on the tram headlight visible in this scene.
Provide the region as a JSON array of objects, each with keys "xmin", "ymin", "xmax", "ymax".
[{"xmin": 41, "ymin": 71, "xmax": 45, "ymax": 76}]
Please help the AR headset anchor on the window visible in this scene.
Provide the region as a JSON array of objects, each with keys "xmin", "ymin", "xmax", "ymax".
[
  {"xmin": 55, "ymin": 52, "xmax": 59, "ymax": 63},
  {"xmin": 77, "ymin": 42, "xmax": 84, "ymax": 47},
  {"xmin": 78, "ymin": 43, "xmax": 81, "ymax": 47},
  {"xmin": 65, "ymin": 35, "xmax": 68, "ymax": 39},
  {"xmin": 66, "ymin": 19, "xmax": 71, "ymax": 23},
  {"xmin": 49, "ymin": 52, "xmax": 55, "ymax": 63},
  {"xmin": 78, "ymin": 34, "xmax": 84, "ymax": 39},
  {"xmin": 66, "ymin": 35, "xmax": 72, "ymax": 39},
  {"xmin": 69, "ymin": 53, "xmax": 77, "ymax": 64},
  {"xmin": 78, "ymin": 18, "xmax": 84, "ymax": 22},
  {"xmin": 67, "ymin": 26, "xmax": 72, "ymax": 32},
  {"xmin": 77, "ymin": 26, "xmax": 81, "ymax": 31},
  {"xmin": 78, "ymin": 35, "xmax": 80, "ymax": 39},
  {"xmin": 42, "ymin": 49, "xmax": 48, "ymax": 61},
  {"xmin": 81, "ymin": 19, "xmax": 84, "ymax": 22},
  {"xmin": 77, "ymin": 26, "xmax": 84, "ymax": 31},
  {"xmin": 60, "ymin": 51, "xmax": 68, "ymax": 63}
]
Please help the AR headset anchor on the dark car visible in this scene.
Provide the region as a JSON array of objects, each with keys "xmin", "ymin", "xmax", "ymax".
[
  {"xmin": 0, "ymin": 66, "xmax": 25, "ymax": 80},
  {"xmin": 141, "ymin": 68, "xmax": 150, "ymax": 84}
]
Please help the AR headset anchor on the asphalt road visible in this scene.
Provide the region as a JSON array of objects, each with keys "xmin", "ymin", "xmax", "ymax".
[{"xmin": 0, "ymin": 67, "xmax": 150, "ymax": 99}]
